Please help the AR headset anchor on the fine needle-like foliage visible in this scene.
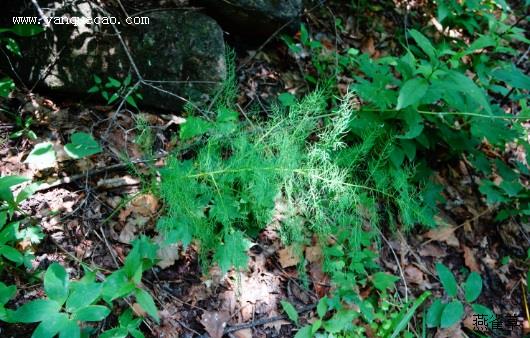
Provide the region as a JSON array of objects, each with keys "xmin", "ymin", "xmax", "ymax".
[{"xmin": 156, "ymin": 88, "xmax": 429, "ymax": 276}]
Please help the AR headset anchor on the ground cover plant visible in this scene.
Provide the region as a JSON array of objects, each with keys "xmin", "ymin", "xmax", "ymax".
[{"xmin": 0, "ymin": 0, "xmax": 528, "ymax": 337}]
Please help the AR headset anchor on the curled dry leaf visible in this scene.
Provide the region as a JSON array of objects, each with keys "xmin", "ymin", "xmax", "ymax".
[
  {"xmin": 278, "ymin": 246, "xmax": 299, "ymax": 268},
  {"xmin": 462, "ymin": 245, "xmax": 480, "ymax": 272},
  {"xmin": 424, "ymin": 226, "xmax": 459, "ymax": 247},
  {"xmin": 404, "ymin": 265, "xmax": 424, "ymax": 284},
  {"xmin": 154, "ymin": 235, "xmax": 180, "ymax": 269},
  {"xmin": 200, "ymin": 310, "xmax": 230, "ymax": 338},
  {"xmin": 305, "ymin": 245, "xmax": 322, "ymax": 263},
  {"xmin": 233, "ymin": 329, "xmax": 252, "ymax": 338},
  {"xmin": 132, "ymin": 193, "xmax": 159, "ymax": 216}
]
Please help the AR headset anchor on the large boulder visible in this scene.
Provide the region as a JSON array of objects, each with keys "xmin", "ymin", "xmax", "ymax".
[
  {"xmin": 0, "ymin": 1, "xmax": 227, "ymax": 111},
  {"xmin": 195, "ymin": 0, "xmax": 302, "ymax": 36}
]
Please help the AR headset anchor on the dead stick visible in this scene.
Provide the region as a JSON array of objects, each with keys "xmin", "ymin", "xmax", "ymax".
[
  {"xmin": 224, "ymin": 304, "xmax": 315, "ymax": 334},
  {"xmin": 34, "ymin": 154, "xmax": 165, "ymax": 193}
]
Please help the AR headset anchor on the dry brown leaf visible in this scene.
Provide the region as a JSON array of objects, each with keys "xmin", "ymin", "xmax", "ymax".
[
  {"xmin": 278, "ymin": 246, "xmax": 299, "ymax": 268},
  {"xmin": 132, "ymin": 194, "xmax": 159, "ymax": 216},
  {"xmin": 305, "ymin": 245, "xmax": 322, "ymax": 263},
  {"xmin": 132, "ymin": 302, "xmax": 147, "ymax": 317},
  {"xmin": 424, "ymin": 226, "xmax": 459, "ymax": 247},
  {"xmin": 462, "ymin": 245, "xmax": 480, "ymax": 272},
  {"xmin": 419, "ymin": 243, "xmax": 446, "ymax": 257},
  {"xmin": 200, "ymin": 311, "xmax": 230, "ymax": 338},
  {"xmin": 434, "ymin": 325, "xmax": 466, "ymax": 338},
  {"xmin": 155, "ymin": 235, "xmax": 180, "ymax": 268},
  {"xmin": 233, "ymin": 329, "xmax": 252, "ymax": 338},
  {"xmin": 404, "ymin": 265, "xmax": 424, "ymax": 284},
  {"xmin": 309, "ymin": 263, "xmax": 330, "ymax": 298}
]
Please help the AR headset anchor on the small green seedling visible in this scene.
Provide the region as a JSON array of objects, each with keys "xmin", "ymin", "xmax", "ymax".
[
  {"xmin": 5, "ymin": 263, "xmax": 111, "ymax": 337},
  {"xmin": 427, "ymin": 263, "xmax": 493, "ymax": 329},
  {"xmin": 88, "ymin": 74, "xmax": 143, "ymax": 109}
]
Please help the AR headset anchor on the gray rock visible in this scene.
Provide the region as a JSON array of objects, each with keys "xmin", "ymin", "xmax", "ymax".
[
  {"xmin": 0, "ymin": 1, "xmax": 227, "ymax": 111},
  {"xmin": 196, "ymin": 0, "xmax": 302, "ymax": 36}
]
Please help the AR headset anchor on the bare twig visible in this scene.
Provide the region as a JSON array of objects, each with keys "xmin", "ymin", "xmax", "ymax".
[{"xmin": 224, "ymin": 304, "xmax": 315, "ymax": 334}]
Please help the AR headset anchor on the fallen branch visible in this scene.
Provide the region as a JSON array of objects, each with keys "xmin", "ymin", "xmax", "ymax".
[
  {"xmin": 224, "ymin": 304, "xmax": 315, "ymax": 334},
  {"xmin": 34, "ymin": 154, "xmax": 165, "ymax": 193}
]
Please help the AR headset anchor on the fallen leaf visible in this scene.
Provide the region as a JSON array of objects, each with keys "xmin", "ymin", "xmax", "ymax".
[
  {"xmin": 200, "ymin": 311, "xmax": 230, "ymax": 338},
  {"xmin": 419, "ymin": 243, "xmax": 446, "ymax": 257},
  {"xmin": 309, "ymin": 263, "xmax": 330, "ymax": 298},
  {"xmin": 155, "ymin": 235, "xmax": 180, "ymax": 268},
  {"xmin": 404, "ymin": 265, "xmax": 424, "ymax": 284},
  {"xmin": 132, "ymin": 194, "xmax": 159, "ymax": 216},
  {"xmin": 118, "ymin": 223, "xmax": 137, "ymax": 244},
  {"xmin": 424, "ymin": 226, "xmax": 459, "ymax": 247},
  {"xmin": 233, "ymin": 329, "xmax": 252, "ymax": 338},
  {"xmin": 305, "ymin": 245, "xmax": 322, "ymax": 263},
  {"xmin": 434, "ymin": 324, "xmax": 466, "ymax": 338},
  {"xmin": 132, "ymin": 302, "xmax": 147, "ymax": 317},
  {"xmin": 462, "ymin": 245, "xmax": 480, "ymax": 272},
  {"xmin": 278, "ymin": 246, "xmax": 299, "ymax": 268}
]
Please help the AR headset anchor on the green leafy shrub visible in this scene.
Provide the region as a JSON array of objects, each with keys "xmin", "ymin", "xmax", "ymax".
[
  {"xmin": 426, "ymin": 263, "xmax": 492, "ymax": 329},
  {"xmin": 88, "ymin": 74, "xmax": 142, "ymax": 109},
  {"xmin": 25, "ymin": 132, "xmax": 102, "ymax": 169},
  {"xmin": 101, "ymin": 236, "xmax": 159, "ymax": 322},
  {"xmin": 4, "ymin": 263, "xmax": 110, "ymax": 337},
  {"xmin": 0, "ymin": 176, "xmax": 42, "ymax": 268}
]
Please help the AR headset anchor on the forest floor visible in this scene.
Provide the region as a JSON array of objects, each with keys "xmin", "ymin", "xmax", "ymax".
[{"xmin": 0, "ymin": 1, "xmax": 529, "ymax": 338}]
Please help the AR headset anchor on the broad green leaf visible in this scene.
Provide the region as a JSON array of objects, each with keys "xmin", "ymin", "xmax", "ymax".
[
  {"xmin": 5, "ymin": 38, "xmax": 21, "ymax": 57},
  {"xmin": 134, "ymin": 288, "xmax": 159, "ymax": 322},
  {"xmin": 389, "ymin": 291, "xmax": 430, "ymax": 338},
  {"xmin": 0, "ymin": 176, "xmax": 29, "ymax": 203},
  {"xmin": 24, "ymin": 142, "xmax": 56, "ymax": 169},
  {"xmin": 126, "ymin": 95, "xmax": 138, "ymax": 109},
  {"xmin": 396, "ymin": 78, "xmax": 428, "ymax": 110},
  {"xmin": 280, "ymin": 300, "xmax": 299, "ymax": 325},
  {"xmin": 426, "ymin": 299, "xmax": 445, "ymax": 328},
  {"xmin": 31, "ymin": 313, "xmax": 69, "ymax": 338},
  {"xmin": 72, "ymin": 305, "xmax": 110, "ymax": 321},
  {"xmin": 44, "ymin": 263, "xmax": 69, "ymax": 304},
  {"xmin": 93, "ymin": 75, "xmax": 102, "ymax": 84},
  {"xmin": 445, "ymin": 71, "xmax": 491, "ymax": 113},
  {"xmin": 372, "ymin": 272, "xmax": 399, "ymax": 291},
  {"xmin": 66, "ymin": 281, "xmax": 102, "ymax": 312},
  {"xmin": 397, "ymin": 110, "xmax": 424, "ymax": 139},
  {"xmin": 107, "ymin": 77, "xmax": 121, "ymax": 88},
  {"xmin": 323, "ymin": 310, "xmax": 357, "ymax": 333},
  {"xmin": 108, "ymin": 93, "xmax": 120, "ymax": 104},
  {"xmin": 179, "ymin": 116, "xmax": 213, "ymax": 140},
  {"xmin": 317, "ymin": 297, "xmax": 328, "ymax": 318},
  {"xmin": 294, "ymin": 325, "xmax": 313, "ymax": 338},
  {"xmin": 471, "ymin": 304, "xmax": 494, "ymax": 318},
  {"xmin": 15, "ymin": 182, "xmax": 40, "ymax": 204},
  {"xmin": 13, "ymin": 299, "xmax": 61, "ymax": 322},
  {"xmin": 214, "ymin": 231, "xmax": 250, "ymax": 273},
  {"xmin": 10, "ymin": 24, "xmax": 44, "ymax": 37},
  {"xmin": 0, "ymin": 175, "xmax": 29, "ymax": 191},
  {"xmin": 0, "ymin": 245, "xmax": 23, "ymax": 264},
  {"xmin": 409, "ymin": 29, "xmax": 436, "ymax": 61},
  {"xmin": 440, "ymin": 301, "xmax": 464, "ymax": 328},
  {"xmin": 279, "ymin": 92, "xmax": 296, "ymax": 107},
  {"xmin": 464, "ymin": 272, "xmax": 482, "ymax": 302},
  {"xmin": 435, "ymin": 263, "xmax": 458, "ymax": 297},
  {"xmin": 87, "ymin": 86, "xmax": 99, "ymax": 94},
  {"xmin": 0, "ymin": 282, "xmax": 16, "ymax": 305},
  {"xmin": 102, "ymin": 270, "xmax": 135, "ymax": 302},
  {"xmin": 100, "ymin": 328, "xmax": 129, "ymax": 338},
  {"xmin": 64, "ymin": 132, "xmax": 102, "ymax": 159},
  {"xmin": 58, "ymin": 319, "xmax": 80, "ymax": 338},
  {"xmin": 492, "ymin": 65, "xmax": 530, "ymax": 90},
  {"xmin": 0, "ymin": 77, "xmax": 15, "ymax": 97}
]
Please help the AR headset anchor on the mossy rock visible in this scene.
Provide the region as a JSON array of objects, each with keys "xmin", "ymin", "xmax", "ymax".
[{"xmin": 0, "ymin": 1, "xmax": 226, "ymax": 111}]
